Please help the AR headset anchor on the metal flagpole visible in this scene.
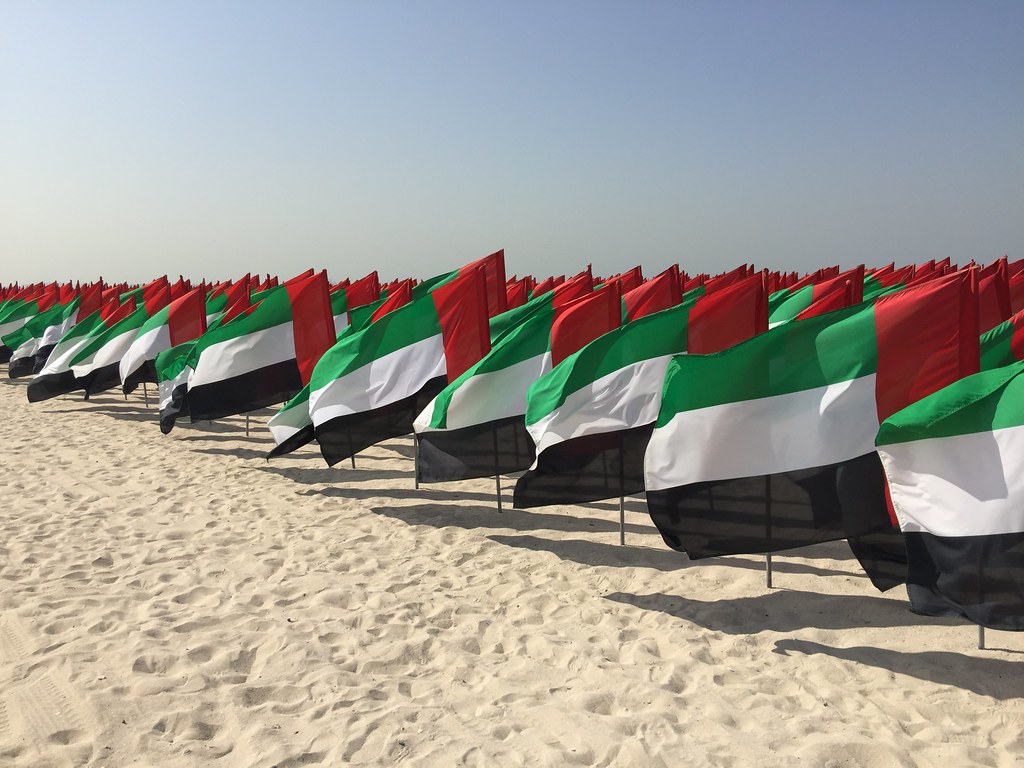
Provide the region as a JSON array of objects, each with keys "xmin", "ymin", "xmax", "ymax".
[
  {"xmin": 618, "ymin": 440, "xmax": 626, "ymax": 545},
  {"xmin": 619, "ymin": 495, "xmax": 626, "ymax": 546},
  {"xmin": 348, "ymin": 428, "xmax": 356, "ymax": 469},
  {"xmin": 493, "ymin": 429, "xmax": 503, "ymax": 512},
  {"xmin": 978, "ymin": 625, "xmax": 986, "ymax": 650},
  {"xmin": 245, "ymin": 413, "xmax": 250, "ymax": 436},
  {"xmin": 143, "ymin": 382, "xmax": 149, "ymax": 407},
  {"xmin": 413, "ymin": 433, "xmax": 420, "ymax": 489},
  {"xmin": 765, "ymin": 474, "xmax": 773, "ymax": 589}
]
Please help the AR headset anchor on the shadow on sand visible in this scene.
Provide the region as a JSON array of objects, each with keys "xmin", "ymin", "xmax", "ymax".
[{"xmin": 772, "ymin": 638, "xmax": 1023, "ymax": 698}]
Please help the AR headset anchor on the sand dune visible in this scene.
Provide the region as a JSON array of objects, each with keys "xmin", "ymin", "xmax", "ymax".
[{"xmin": 0, "ymin": 379, "xmax": 1020, "ymax": 767}]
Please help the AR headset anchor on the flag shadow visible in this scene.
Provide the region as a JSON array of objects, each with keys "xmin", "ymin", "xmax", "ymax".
[
  {"xmin": 189, "ymin": 446, "xmax": 275, "ymax": 460},
  {"xmin": 489, "ymin": 535, "xmax": 856, "ymax": 576},
  {"xmin": 605, "ymin": 589, "xmax": 957, "ymax": 633},
  {"xmin": 294, "ymin": 484, "xmax": 518, "ymax": 504},
  {"xmin": 370, "ymin": 502, "xmax": 646, "ymax": 536},
  {"xmin": 43, "ymin": 404, "xmax": 156, "ymax": 423},
  {"xmin": 259, "ymin": 466, "xmax": 412, "ymax": 484},
  {"xmin": 772, "ymin": 639, "xmax": 1024, "ymax": 699}
]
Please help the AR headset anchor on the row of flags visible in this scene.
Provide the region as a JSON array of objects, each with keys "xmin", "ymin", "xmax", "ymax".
[{"xmin": 3, "ymin": 253, "xmax": 1024, "ymax": 631}]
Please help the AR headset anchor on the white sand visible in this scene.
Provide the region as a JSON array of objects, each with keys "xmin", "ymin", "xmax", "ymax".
[{"xmin": 0, "ymin": 379, "xmax": 1020, "ymax": 768}]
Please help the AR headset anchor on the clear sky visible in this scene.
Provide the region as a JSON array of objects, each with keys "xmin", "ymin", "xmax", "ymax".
[{"xmin": 2, "ymin": 1, "xmax": 1022, "ymax": 284}]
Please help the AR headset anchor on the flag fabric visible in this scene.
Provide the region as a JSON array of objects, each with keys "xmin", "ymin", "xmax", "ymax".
[
  {"xmin": 4, "ymin": 301, "xmax": 74, "ymax": 379},
  {"xmin": 512, "ymin": 273, "xmax": 766, "ymax": 509},
  {"xmin": 644, "ymin": 271, "xmax": 979, "ymax": 590},
  {"xmin": 119, "ymin": 288, "xmax": 208, "ymax": 394},
  {"xmin": 877, "ymin": 359, "xmax": 1024, "ymax": 629},
  {"xmin": 979, "ymin": 308, "xmax": 1024, "ymax": 371},
  {"xmin": 27, "ymin": 300, "xmax": 123, "ymax": 402},
  {"xmin": 270, "ymin": 281, "xmax": 546, "ymax": 462},
  {"xmin": 64, "ymin": 300, "xmax": 143, "ymax": 397},
  {"xmin": 183, "ymin": 271, "xmax": 335, "ymax": 423},
  {"xmin": 768, "ymin": 267, "xmax": 865, "ymax": 328},
  {"xmin": 413, "ymin": 282, "xmax": 624, "ymax": 484},
  {"xmin": 309, "ymin": 264, "xmax": 493, "ymax": 466}
]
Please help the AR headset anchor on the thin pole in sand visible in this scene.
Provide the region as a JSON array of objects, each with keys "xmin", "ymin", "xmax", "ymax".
[
  {"xmin": 619, "ymin": 495, "xmax": 626, "ymax": 546},
  {"xmin": 618, "ymin": 442, "xmax": 626, "ymax": 546},
  {"xmin": 245, "ymin": 412, "xmax": 250, "ymax": 437},
  {"xmin": 143, "ymin": 382, "xmax": 149, "ymax": 407},
  {"xmin": 492, "ymin": 428, "xmax": 503, "ymax": 513},
  {"xmin": 978, "ymin": 625, "xmax": 986, "ymax": 650},
  {"xmin": 765, "ymin": 474, "xmax": 774, "ymax": 589},
  {"xmin": 348, "ymin": 428, "xmax": 356, "ymax": 469},
  {"xmin": 413, "ymin": 433, "xmax": 420, "ymax": 489}
]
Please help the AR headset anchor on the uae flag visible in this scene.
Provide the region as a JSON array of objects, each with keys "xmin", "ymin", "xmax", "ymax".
[
  {"xmin": 0, "ymin": 284, "xmax": 59, "ymax": 368},
  {"xmin": 644, "ymin": 271, "xmax": 979, "ymax": 590},
  {"xmin": 269, "ymin": 267, "xmax": 547, "ymax": 462},
  {"xmin": 31, "ymin": 283, "xmax": 103, "ymax": 373},
  {"xmin": 413, "ymin": 281, "xmax": 622, "ymax": 484},
  {"xmin": 119, "ymin": 288, "xmax": 208, "ymax": 394},
  {"xmin": 184, "ymin": 271, "xmax": 335, "ymax": 422},
  {"xmin": 512, "ymin": 272, "xmax": 765, "ymax": 509},
  {"xmin": 767, "ymin": 266, "xmax": 865, "ymax": 328},
  {"xmin": 979, "ymin": 308, "xmax": 1024, "ymax": 371},
  {"xmin": 69, "ymin": 280, "xmax": 171, "ymax": 397},
  {"xmin": 26, "ymin": 298, "xmax": 127, "ymax": 402},
  {"xmin": 5, "ymin": 302, "xmax": 70, "ymax": 379},
  {"xmin": 309, "ymin": 263, "xmax": 494, "ymax": 466},
  {"xmin": 65, "ymin": 299, "xmax": 148, "ymax": 397},
  {"xmin": 155, "ymin": 339, "xmax": 200, "ymax": 433},
  {"xmin": 877, "ymin": 359, "xmax": 1024, "ymax": 630}
]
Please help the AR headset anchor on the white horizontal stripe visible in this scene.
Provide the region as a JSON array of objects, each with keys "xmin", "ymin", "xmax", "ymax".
[
  {"xmin": 39, "ymin": 336, "xmax": 94, "ymax": 376},
  {"xmin": 159, "ymin": 366, "xmax": 192, "ymax": 411},
  {"xmin": 9, "ymin": 338, "xmax": 38, "ymax": 362},
  {"xmin": 268, "ymin": 399, "xmax": 312, "ymax": 444},
  {"xmin": 415, "ymin": 351, "xmax": 551, "ymax": 433},
  {"xmin": 879, "ymin": 425, "xmax": 1024, "ymax": 537},
  {"xmin": 333, "ymin": 313, "xmax": 349, "ymax": 337},
  {"xmin": 528, "ymin": 355, "xmax": 675, "ymax": 462},
  {"xmin": 40, "ymin": 312, "xmax": 78, "ymax": 347},
  {"xmin": 645, "ymin": 374, "xmax": 878, "ymax": 491},
  {"xmin": 310, "ymin": 334, "xmax": 444, "ymax": 426},
  {"xmin": 189, "ymin": 321, "xmax": 294, "ymax": 388},
  {"xmin": 71, "ymin": 328, "xmax": 139, "ymax": 377},
  {"xmin": 119, "ymin": 325, "xmax": 169, "ymax": 382},
  {"xmin": 0, "ymin": 317, "xmax": 29, "ymax": 339}
]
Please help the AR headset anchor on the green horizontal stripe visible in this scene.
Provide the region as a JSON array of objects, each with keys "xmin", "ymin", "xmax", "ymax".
[
  {"xmin": 428, "ymin": 304, "xmax": 555, "ymax": 430},
  {"xmin": 980, "ymin": 319, "xmax": 1017, "ymax": 371},
  {"xmin": 526, "ymin": 300, "xmax": 695, "ymax": 426},
  {"xmin": 877, "ymin": 358, "xmax": 1024, "ymax": 446},
  {"xmin": 768, "ymin": 284, "xmax": 813, "ymax": 324},
  {"xmin": 69, "ymin": 307, "xmax": 149, "ymax": 367},
  {"xmin": 309, "ymin": 293, "xmax": 440, "ymax": 392},
  {"xmin": 656, "ymin": 302, "xmax": 877, "ymax": 424}
]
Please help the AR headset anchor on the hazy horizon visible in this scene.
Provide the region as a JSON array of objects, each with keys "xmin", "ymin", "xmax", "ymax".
[{"xmin": 2, "ymin": 1, "xmax": 1022, "ymax": 283}]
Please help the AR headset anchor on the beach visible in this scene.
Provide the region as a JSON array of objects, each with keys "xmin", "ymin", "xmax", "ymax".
[{"xmin": 0, "ymin": 379, "xmax": 1020, "ymax": 768}]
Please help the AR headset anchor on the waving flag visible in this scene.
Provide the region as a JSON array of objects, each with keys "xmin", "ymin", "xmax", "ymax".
[
  {"xmin": 513, "ymin": 273, "xmax": 765, "ymax": 509},
  {"xmin": 877, "ymin": 360, "xmax": 1024, "ymax": 629},
  {"xmin": 119, "ymin": 288, "xmax": 208, "ymax": 394},
  {"xmin": 309, "ymin": 263, "xmax": 492, "ymax": 466},
  {"xmin": 644, "ymin": 272, "xmax": 978, "ymax": 589}
]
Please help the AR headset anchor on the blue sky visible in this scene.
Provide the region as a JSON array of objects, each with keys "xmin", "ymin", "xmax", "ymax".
[{"xmin": 2, "ymin": 1, "xmax": 1022, "ymax": 283}]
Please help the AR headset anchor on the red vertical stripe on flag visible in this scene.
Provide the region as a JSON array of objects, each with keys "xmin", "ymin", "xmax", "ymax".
[
  {"xmin": 874, "ymin": 270, "xmax": 980, "ymax": 423},
  {"xmin": 345, "ymin": 271, "xmax": 381, "ymax": 310},
  {"xmin": 623, "ymin": 265, "xmax": 682, "ymax": 321},
  {"xmin": 462, "ymin": 249, "xmax": 507, "ymax": 317},
  {"xmin": 687, "ymin": 272, "xmax": 767, "ymax": 354},
  {"xmin": 78, "ymin": 282, "xmax": 103, "ymax": 318},
  {"xmin": 552, "ymin": 270, "xmax": 594, "ymax": 308},
  {"xmin": 432, "ymin": 266, "xmax": 492, "ymax": 381},
  {"xmin": 371, "ymin": 279, "xmax": 413, "ymax": 322},
  {"xmin": 550, "ymin": 284, "xmax": 621, "ymax": 365},
  {"xmin": 286, "ymin": 272, "xmax": 336, "ymax": 385},
  {"xmin": 168, "ymin": 288, "xmax": 208, "ymax": 347}
]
